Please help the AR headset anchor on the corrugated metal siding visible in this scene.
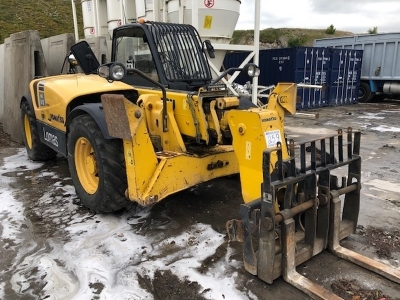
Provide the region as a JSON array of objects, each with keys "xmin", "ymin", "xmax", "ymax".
[
  {"xmin": 223, "ymin": 47, "xmax": 363, "ymax": 109},
  {"xmin": 314, "ymin": 33, "xmax": 400, "ymax": 81}
]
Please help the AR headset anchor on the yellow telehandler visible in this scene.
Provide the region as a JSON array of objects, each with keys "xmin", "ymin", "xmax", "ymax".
[{"xmin": 20, "ymin": 20, "xmax": 400, "ymax": 298}]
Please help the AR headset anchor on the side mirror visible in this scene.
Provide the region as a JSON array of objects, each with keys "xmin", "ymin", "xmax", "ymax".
[
  {"xmin": 204, "ymin": 40, "xmax": 215, "ymax": 59},
  {"xmin": 70, "ymin": 41, "xmax": 100, "ymax": 75}
]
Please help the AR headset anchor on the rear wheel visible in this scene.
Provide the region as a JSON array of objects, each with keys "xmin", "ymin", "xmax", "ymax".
[
  {"xmin": 21, "ymin": 101, "xmax": 57, "ymax": 161},
  {"xmin": 358, "ymin": 82, "xmax": 373, "ymax": 103},
  {"xmin": 67, "ymin": 115, "xmax": 130, "ymax": 213}
]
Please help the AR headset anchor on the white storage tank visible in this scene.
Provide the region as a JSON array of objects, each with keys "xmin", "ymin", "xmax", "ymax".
[
  {"xmin": 106, "ymin": 0, "xmax": 138, "ymax": 37},
  {"xmin": 167, "ymin": 0, "xmax": 241, "ymax": 72},
  {"xmin": 137, "ymin": 0, "xmax": 163, "ymax": 21},
  {"xmin": 81, "ymin": 0, "xmax": 109, "ymax": 38},
  {"xmin": 81, "ymin": 0, "xmax": 96, "ymax": 38}
]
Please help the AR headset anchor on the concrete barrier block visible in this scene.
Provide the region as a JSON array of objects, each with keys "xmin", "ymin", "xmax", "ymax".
[
  {"xmin": 41, "ymin": 33, "xmax": 76, "ymax": 75},
  {"xmin": 0, "ymin": 43, "xmax": 4, "ymax": 124},
  {"xmin": 3, "ymin": 30, "xmax": 48, "ymax": 143}
]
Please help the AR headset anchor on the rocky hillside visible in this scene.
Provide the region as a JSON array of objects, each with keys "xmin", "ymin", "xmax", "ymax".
[
  {"xmin": 0, "ymin": 0, "xmax": 352, "ymax": 47},
  {"xmin": 232, "ymin": 28, "xmax": 354, "ymax": 49}
]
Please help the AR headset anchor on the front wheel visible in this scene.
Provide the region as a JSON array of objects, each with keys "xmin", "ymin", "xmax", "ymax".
[
  {"xmin": 358, "ymin": 82, "xmax": 373, "ymax": 103},
  {"xmin": 67, "ymin": 115, "xmax": 130, "ymax": 213},
  {"xmin": 21, "ymin": 101, "xmax": 57, "ymax": 161}
]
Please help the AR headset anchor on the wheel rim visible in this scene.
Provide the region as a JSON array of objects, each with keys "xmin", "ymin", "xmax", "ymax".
[
  {"xmin": 74, "ymin": 137, "xmax": 99, "ymax": 194},
  {"xmin": 24, "ymin": 114, "xmax": 33, "ymax": 149}
]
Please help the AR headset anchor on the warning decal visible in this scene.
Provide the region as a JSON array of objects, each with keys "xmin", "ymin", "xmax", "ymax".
[
  {"xmin": 203, "ymin": 16, "xmax": 213, "ymax": 29},
  {"xmin": 204, "ymin": 0, "xmax": 215, "ymax": 8}
]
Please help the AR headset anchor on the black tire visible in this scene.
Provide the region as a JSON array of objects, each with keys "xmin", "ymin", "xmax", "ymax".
[
  {"xmin": 21, "ymin": 101, "xmax": 57, "ymax": 161},
  {"xmin": 358, "ymin": 82, "xmax": 373, "ymax": 103},
  {"xmin": 67, "ymin": 115, "xmax": 130, "ymax": 213}
]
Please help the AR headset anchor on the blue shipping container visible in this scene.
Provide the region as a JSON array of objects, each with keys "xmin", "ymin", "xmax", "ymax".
[
  {"xmin": 224, "ymin": 47, "xmax": 331, "ymax": 109},
  {"xmin": 223, "ymin": 47, "xmax": 363, "ymax": 109},
  {"xmin": 327, "ymin": 49, "xmax": 363, "ymax": 105}
]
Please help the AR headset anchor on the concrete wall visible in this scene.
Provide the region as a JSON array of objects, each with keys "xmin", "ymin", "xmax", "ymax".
[
  {"xmin": 0, "ymin": 31, "xmax": 111, "ymax": 142},
  {"xmin": 3, "ymin": 30, "xmax": 48, "ymax": 143},
  {"xmin": 0, "ymin": 43, "xmax": 4, "ymax": 124},
  {"xmin": 41, "ymin": 34, "xmax": 76, "ymax": 75}
]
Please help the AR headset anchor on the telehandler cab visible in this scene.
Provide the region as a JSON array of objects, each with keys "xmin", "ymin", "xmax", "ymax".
[{"xmin": 20, "ymin": 20, "xmax": 400, "ymax": 298}]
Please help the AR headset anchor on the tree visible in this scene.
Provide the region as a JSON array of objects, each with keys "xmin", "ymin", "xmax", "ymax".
[
  {"xmin": 326, "ymin": 24, "xmax": 336, "ymax": 35},
  {"xmin": 368, "ymin": 27, "xmax": 378, "ymax": 34}
]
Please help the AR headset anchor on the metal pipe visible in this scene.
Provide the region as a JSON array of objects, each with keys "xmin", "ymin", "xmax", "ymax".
[
  {"xmin": 251, "ymin": 0, "xmax": 260, "ymax": 105},
  {"xmin": 274, "ymin": 199, "xmax": 314, "ymax": 224},
  {"xmin": 271, "ymin": 184, "xmax": 358, "ymax": 226},
  {"xmin": 336, "ymin": 183, "xmax": 358, "ymax": 196},
  {"xmin": 153, "ymin": 0, "xmax": 160, "ymax": 21},
  {"xmin": 71, "ymin": 0, "xmax": 79, "ymax": 41},
  {"xmin": 93, "ymin": 0, "xmax": 100, "ymax": 37},
  {"xmin": 191, "ymin": 0, "xmax": 199, "ymax": 31},
  {"xmin": 130, "ymin": 69, "xmax": 168, "ymax": 132},
  {"xmin": 121, "ymin": 0, "xmax": 125, "ymax": 25},
  {"xmin": 297, "ymin": 83, "xmax": 323, "ymax": 89}
]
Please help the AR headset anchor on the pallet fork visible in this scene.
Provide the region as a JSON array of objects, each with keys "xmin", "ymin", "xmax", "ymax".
[{"xmin": 227, "ymin": 128, "xmax": 400, "ymax": 299}]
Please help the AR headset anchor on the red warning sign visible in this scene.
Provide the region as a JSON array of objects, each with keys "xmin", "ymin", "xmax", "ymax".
[
  {"xmin": 204, "ymin": 0, "xmax": 214, "ymax": 8},
  {"xmin": 117, "ymin": 20, "xmax": 122, "ymax": 26},
  {"xmin": 89, "ymin": 27, "xmax": 95, "ymax": 35}
]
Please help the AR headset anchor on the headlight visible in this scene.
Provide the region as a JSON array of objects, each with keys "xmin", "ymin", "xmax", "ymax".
[
  {"xmin": 110, "ymin": 63, "xmax": 126, "ymax": 81},
  {"xmin": 242, "ymin": 63, "xmax": 260, "ymax": 78},
  {"xmin": 68, "ymin": 54, "xmax": 78, "ymax": 66},
  {"xmin": 97, "ymin": 62, "xmax": 126, "ymax": 81},
  {"xmin": 98, "ymin": 65, "xmax": 110, "ymax": 78}
]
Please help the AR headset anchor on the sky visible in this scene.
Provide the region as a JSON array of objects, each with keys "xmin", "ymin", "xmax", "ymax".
[{"xmin": 236, "ymin": 0, "xmax": 400, "ymax": 34}]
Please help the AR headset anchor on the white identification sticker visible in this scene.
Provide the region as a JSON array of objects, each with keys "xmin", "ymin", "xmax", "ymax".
[
  {"xmin": 265, "ymin": 130, "xmax": 282, "ymax": 148},
  {"xmin": 246, "ymin": 141, "xmax": 251, "ymax": 160}
]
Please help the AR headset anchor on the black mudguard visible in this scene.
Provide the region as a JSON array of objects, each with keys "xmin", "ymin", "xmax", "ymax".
[{"xmin": 67, "ymin": 103, "xmax": 115, "ymax": 140}]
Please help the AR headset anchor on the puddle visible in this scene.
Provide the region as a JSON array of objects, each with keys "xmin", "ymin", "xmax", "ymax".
[
  {"xmin": 285, "ymin": 126, "xmax": 337, "ymax": 136},
  {"xmin": 357, "ymin": 113, "xmax": 385, "ymax": 120},
  {"xmin": 364, "ymin": 179, "xmax": 400, "ymax": 194},
  {"xmin": 370, "ymin": 125, "xmax": 400, "ymax": 132}
]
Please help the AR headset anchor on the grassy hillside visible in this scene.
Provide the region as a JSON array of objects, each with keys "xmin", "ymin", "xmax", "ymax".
[
  {"xmin": 0, "ymin": 1, "xmax": 351, "ymax": 47},
  {"xmin": 0, "ymin": 0, "xmax": 83, "ymax": 43}
]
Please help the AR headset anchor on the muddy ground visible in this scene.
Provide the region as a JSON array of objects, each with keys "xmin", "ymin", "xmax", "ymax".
[{"xmin": 1, "ymin": 101, "xmax": 400, "ymax": 300}]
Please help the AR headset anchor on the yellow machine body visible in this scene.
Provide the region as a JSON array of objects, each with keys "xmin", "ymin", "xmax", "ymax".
[
  {"xmin": 100, "ymin": 83, "xmax": 298, "ymax": 206},
  {"xmin": 28, "ymin": 74, "xmax": 135, "ymax": 133}
]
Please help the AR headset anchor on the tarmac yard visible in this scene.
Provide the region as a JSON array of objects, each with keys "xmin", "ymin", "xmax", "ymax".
[{"xmin": 0, "ymin": 101, "xmax": 400, "ymax": 299}]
